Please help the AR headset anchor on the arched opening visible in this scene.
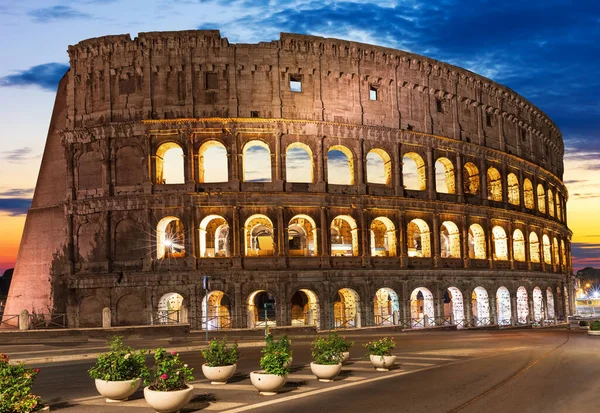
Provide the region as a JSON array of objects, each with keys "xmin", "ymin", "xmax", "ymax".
[
  {"xmin": 199, "ymin": 215, "xmax": 230, "ymax": 258},
  {"xmin": 199, "ymin": 140, "xmax": 228, "ymax": 183},
  {"xmin": 79, "ymin": 297, "xmax": 103, "ymax": 328},
  {"xmin": 201, "ymin": 291, "xmax": 232, "ymax": 330},
  {"xmin": 247, "ymin": 290, "xmax": 276, "ymax": 328},
  {"xmin": 547, "ymin": 189, "xmax": 555, "ymax": 217},
  {"xmin": 288, "ymin": 215, "xmax": 318, "ymax": 256},
  {"xmin": 487, "ymin": 167, "xmax": 502, "ymax": 201},
  {"xmin": 156, "ymin": 216, "xmax": 185, "ymax": 259},
  {"xmin": 403, "ymin": 152, "xmax": 427, "ymax": 191},
  {"xmin": 513, "ymin": 229, "xmax": 526, "ymax": 262},
  {"xmin": 542, "ymin": 234, "xmax": 551, "ymax": 265},
  {"xmin": 331, "ymin": 215, "xmax": 359, "ymax": 257},
  {"xmin": 374, "ymin": 288, "xmax": 399, "ymax": 326},
  {"xmin": 328, "ymin": 145, "xmax": 354, "ymax": 185},
  {"xmin": 444, "ymin": 287, "xmax": 465, "ymax": 327},
  {"xmin": 407, "ymin": 219, "xmax": 431, "ymax": 258},
  {"xmin": 440, "ymin": 221, "xmax": 461, "ymax": 258},
  {"xmin": 546, "ymin": 287, "xmax": 555, "ymax": 319},
  {"xmin": 471, "ymin": 287, "xmax": 490, "ymax": 326},
  {"xmin": 334, "ymin": 288, "xmax": 360, "ymax": 328},
  {"xmin": 468, "ymin": 224, "xmax": 487, "ymax": 259},
  {"xmin": 243, "ymin": 140, "xmax": 272, "ymax": 182},
  {"xmin": 507, "ymin": 173, "xmax": 520, "ymax": 205},
  {"xmin": 561, "ymin": 240, "xmax": 567, "ymax": 267},
  {"xmin": 530, "ymin": 232, "xmax": 541, "ymax": 263},
  {"xmin": 492, "ymin": 226, "xmax": 508, "ymax": 261},
  {"xmin": 410, "ymin": 287, "xmax": 434, "ymax": 328},
  {"xmin": 463, "ymin": 162, "xmax": 480, "ymax": 195},
  {"xmin": 553, "ymin": 237, "xmax": 560, "ymax": 265},
  {"xmin": 533, "ymin": 287, "xmax": 543, "ymax": 322},
  {"xmin": 291, "ymin": 289, "xmax": 320, "ymax": 327},
  {"xmin": 366, "ymin": 149, "xmax": 392, "ymax": 185},
  {"xmin": 286, "ymin": 143, "xmax": 314, "ymax": 183},
  {"xmin": 556, "ymin": 193, "xmax": 562, "ymax": 221},
  {"xmin": 116, "ymin": 294, "xmax": 145, "ymax": 326},
  {"xmin": 156, "ymin": 142, "xmax": 185, "ymax": 184},
  {"xmin": 245, "ymin": 214, "xmax": 275, "ymax": 256},
  {"xmin": 517, "ymin": 286, "xmax": 529, "ymax": 324},
  {"xmin": 370, "ymin": 217, "xmax": 397, "ymax": 257},
  {"xmin": 435, "ymin": 157, "xmax": 455, "ymax": 194},
  {"xmin": 523, "ymin": 179, "xmax": 534, "ymax": 209},
  {"xmin": 496, "ymin": 286, "xmax": 511, "ymax": 326},
  {"xmin": 537, "ymin": 184, "xmax": 546, "ymax": 213},
  {"xmin": 157, "ymin": 292, "xmax": 186, "ymax": 324}
]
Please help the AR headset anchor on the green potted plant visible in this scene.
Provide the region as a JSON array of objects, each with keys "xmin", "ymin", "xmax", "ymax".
[
  {"xmin": 0, "ymin": 353, "xmax": 48, "ymax": 412},
  {"xmin": 201, "ymin": 338, "xmax": 239, "ymax": 384},
  {"xmin": 588, "ymin": 320, "xmax": 600, "ymax": 336},
  {"xmin": 331, "ymin": 333, "xmax": 354, "ymax": 362},
  {"xmin": 250, "ymin": 334, "xmax": 292, "ymax": 395},
  {"xmin": 310, "ymin": 335, "xmax": 343, "ymax": 382},
  {"xmin": 363, "ymin": 337, "xmax": 396, "ymax": 371},
  {"xmin": 88, "ymin": 336, "xmax": 148, "ymax": 402},
  {"xmin": 579, "ymin": 320, "xmax": 590, "ymax": 330},
  {"xmin": 143, "ymin": 349, "xmax": 194, "ymax": 413}
]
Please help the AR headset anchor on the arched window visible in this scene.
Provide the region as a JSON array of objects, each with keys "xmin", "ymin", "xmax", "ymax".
[
  {"xmin": 286, "ymin": 143, "xmax": 313, "ymax": 183},
  {"xmin": 542, "ymin": 234, "xmax": 551, "ymax": 264},
  {"xmin": 156, "ymin": 142, "xmax": 184, "ymax": 184},
  {"xmin": 537, "ymin": 184, "xmax": 546, "ymax": 213},
  {"xmin": 330, "ymin": 215, "xmax": 358, "ymax": 256},
  {"xmin": 468, "ymin": 224, "xmax": 487, "ymax": 259},
  {"xmin": 556, "ymin": 193, "xmax": 562, "ymax": 221},
  {"xmin": 370, "ymin": 217, "xmax": 397, "ymax": 257},
  {"xmin": 407, "ymin": 219, "xmax": 431, "ymax": 258},
  {"xmin": 157, "ymin": 216, "xmax": 185, "ymax": 259},
  {"xmin": 513, "ymin": 229, "xmax": 526, "ymax": 262},
  {"xmin": 244, "ymin": 214, "xmax": 275, "ymax": 256},
  {"xmin": 435, "ymin": 157, "xmax": 455, "ymax": 194},
  {"xmin": 517, "ymin": 286, "xmax": 529, "ymax": 324},
  {"xmin": 327, "ymin": 145, "xmax": 354, "ymax": 185},
  {"xmin": 487, "ymin": 167, "xmax": 502, "ymax": 201},
  {"xmin": 529, "ymin": 232, "xmax": 540, "ymax": 263},
  {"xmin": 507, "ymin": 173, "xmax": 520, "ymax": 205},
  {"xmin": 198, "ymin": 140, "xmax": 228, "ymax": 183},
  {"xmin": 440, "ymin": 221, "xmax": 461, "ymax": 258},
  {"xmin": 547, "ymin": 188, "xmax": 555, "ymax": 217},
  {"xmin": 492, "ymin": 226, "xmax": 508, "ymax": 260},
  {"xmin": 561, "ymin": 240, "xmax": 567, "ymax": 267},
  {"xmin": 199, "ymin": 215, "xmax": 229, "ymax": 258},
  {"xmin": 523, "ymin": 179, "xmax": 534, "ymax": 209},
  {"xmin": 366, "ymin": 149, "xmax": 392, "ymax": 185},
  {"xmin": 243, "ymin": 140, "xmax": 272, "ymax": 182},
  {"xmin": 463, "ymin": 162, "xmax": 480, "ymax": 195},
  {"xmin": 288, "ymin": 214, "xmax": 318, "ymax": 256},
  {"xmin": 553, "ymin": 237, "xmax": 560, "ymax": 265},
  {"xmin": 403, "ymin": 152, "xmax": 426, "ymax": 191}
]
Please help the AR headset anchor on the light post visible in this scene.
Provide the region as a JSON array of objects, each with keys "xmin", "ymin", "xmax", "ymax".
[
  {"xmin": 264, "ymin": 302, "xmax": 274, "ymax": 336},
  {"xmin": 203, "ymin": 275, "xmax": 210, "ymax": 342}
]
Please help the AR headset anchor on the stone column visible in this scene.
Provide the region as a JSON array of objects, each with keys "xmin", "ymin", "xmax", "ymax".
[
  {"xmin": 480, "ymin": 158, "xmax": 488, "ymax": 205},
  {"xmin": 511, "ymin": 294, "xmax": 518, "ymax": 326},
  {"xmin": 185, "ymin": 136, "xmax": 194, "ymax": 184},
  {"xmin": 102, "ymin": 307, "xmax": 112, "ymax": 328},
  {"xmin": 19, "ymin": 309, "xmax": 30, "ymax": 331},
  {"xmin": 489, "ymin": 293, "xmax": 497, "ymax": 325},
  {"xmin": 507, "ymin": 221, "xmax": 514, "ymax": 270},
  {"xmin": 232, "ymin": 207, "xmax": 242, "ymax": 268},
  {"xmin": 320, "ymin": 207, "xmax": 330, "ymax": 267},
  {"xmin": 456, "ymin": 152, "xmax": 464, "ymax": 202},
  {"xmin": 427, "ymin": 148, "xmax": 436, "ymax": 200},
  {"xmin": 461, "ymin": 214, "xmax": 469, "ymax": 268},
  {"xmin": 394, "ymin": 142, "xmax": 402, "ymax": 196},
  {"xmin": 463, "ymin": 295, "xmax": 472, "ymax": 326},
  {"xmin": 317, "ymin": 136, "xmax": 326, "ymax": 191},
  {"xmin": 432, "ymin": 214, "xmax": 440, "ymax": 267},
  {"xmin": 501, "ymin": 164, "xmax": 508, "ymax": 204},
  {"xmin": 360, "ymin": 208, "xmax": 369, "ymax": 267},
  {"xmin": 276, "ymin": 207, "xmax": 285, "ymax": 257},
  {"xmin": 398, "ymin": 210, "xmax": 407, "ymax": 268}
]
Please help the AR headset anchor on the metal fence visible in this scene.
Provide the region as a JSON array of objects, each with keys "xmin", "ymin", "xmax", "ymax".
[
  {"xmin": 28, "ymin": 313, "xmax": 68, "ymax": 329},
  {"xmin": 0, "ymin": 314, "xmax": 19, "ymax": 329}
]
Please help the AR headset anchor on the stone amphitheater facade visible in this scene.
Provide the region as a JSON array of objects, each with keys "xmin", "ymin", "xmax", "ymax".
[{"xmin": 4, "ymin": 31, "xmax": 573, "ymax": 330}]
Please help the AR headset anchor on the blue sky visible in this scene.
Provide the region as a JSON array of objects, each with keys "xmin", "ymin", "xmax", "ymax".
[{"xmin": 0, "ymin": 0, "xmax": 599, "ymax": 271}]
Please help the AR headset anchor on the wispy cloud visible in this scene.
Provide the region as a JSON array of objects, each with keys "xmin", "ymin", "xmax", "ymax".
[
  {"xmin": 0, "ymin": 198, "xmax": 32, "ymax": 216},
  {"xmin": 0, "ymin": 63, "xmax": 69, "ymax": 91},
  {"xmin": 28, "ymin": 5, "xmax": 92, "ymax": 23},
  {"xmin": 0, "ymin": 148, "xmax": 40, "ymax": 163},
  {"xmin": 572, "ymin": 243, "xmax": 600, "ymax": 270},
  {"xmin": 0, "ymin": 188, "xmax": 34, "ymax": 197}
]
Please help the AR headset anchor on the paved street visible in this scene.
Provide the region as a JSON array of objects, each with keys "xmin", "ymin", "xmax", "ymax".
[{"xmin": 7, "ymin": 328, "xmax": 599, "ymax": 412}]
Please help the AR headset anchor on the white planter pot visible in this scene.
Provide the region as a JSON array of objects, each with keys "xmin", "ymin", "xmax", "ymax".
[
  {"xmin": 579, "ymin": 326, "xmax": 590, "ymax": 330},
  {"xmin": 250, "ymin": 371, "xmax": 287, "ymax": 396},
  {"xmin": 310, "ymin": 362, "xmax": 342, "ymax": 382},
  {"xmin": 94, "ymin": 378, "xmax": 141, "ymax": 402},
  {"xmin": 342, "ymin": 351, "xmax": 350, "ymax": 362},
  {"xmin": 588, "ymin": 330, "xmax": 600, "ymax": 336},
  {"xmin": 369, "ymin": 354, "xmax": 397, "ymax": 371},
  {"xmin": 143, "ymin": 384, "xmax": 194, "ymax": 413},
  {"xmin": 201, "ymin": 363, "xmax": 237, "ymax": 384}
]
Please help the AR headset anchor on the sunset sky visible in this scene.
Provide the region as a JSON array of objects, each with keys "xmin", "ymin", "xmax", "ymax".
[{"xmin": 0, "ymin": 0, "xmax": 599, "ymax": 274}]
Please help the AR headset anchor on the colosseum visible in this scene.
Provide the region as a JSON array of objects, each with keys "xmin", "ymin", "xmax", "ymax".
[{"xmin": 4, "ymin": 30, "xmax": 574, "ymax": 330}]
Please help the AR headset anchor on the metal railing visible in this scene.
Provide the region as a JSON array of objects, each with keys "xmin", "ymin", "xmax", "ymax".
[
  {"xmin": 149, "ymin": 310, "xmax": 181, "ymax": 325},
  {"xmin": 28, "ymin": 313, "xmax": 68, "ymax": 329},
  {"xmin": 0, "ymin": 314, "xmax": 19, "ymax": 329}
]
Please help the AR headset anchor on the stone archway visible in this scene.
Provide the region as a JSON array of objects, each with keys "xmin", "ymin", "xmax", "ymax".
[
  {"xmin": 533, "ymin": 287, "xmax": 544, "ymax": 322},
  {"xmin": 517, "ymin": 286, "xmax": 529, "ymax": 324},
  {"xmin": 334, "ymin": 288, "xmax": 360, "ymax": 328},
  {"xmin": 373, "ymin": 288, "xmax": 399, "ymax": 326},
  {"xmin": 471, "ymin": 287, "xmax": 490, "ymax": 326},
  {"xmin": 157, "ymin": 292, "xmax": 186, "ymax": 324},
  {"xmin": 247, "ymin": 290, "xmax": 276, "ymax": 328},
  {"xmin": 201, "ymin": 291, "xmax": 232, "ymax": 330},
  {"xmin": 546, "ymin": 287, "xmax": 555, "ymax": 320},
  {"xmin": 290, "ymin": 289, "xmax": 320, "ymax": 328},
  {"xmin": 444, "ymin": 287, "xmax": 465, "ymax": 327},
  {"xmin": 496, "ymin": 286, "xmax": 512, "ymax": 326},
  {"xmin": 410, "ymin": 287, "xmax": 434, "ymax": 328}
]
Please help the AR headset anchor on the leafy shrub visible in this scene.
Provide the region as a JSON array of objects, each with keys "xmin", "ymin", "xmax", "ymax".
[
  {"xmin": 311, "ymin": 335, "xmax": 343, "ymax": 365},
  {"xmin": 363, "ymin": 337, "xmax": 396, "ymax": 356},
  {"xmin": 0, "ymin": 353, "xmax": 45, "ymax": 413},
  {"xmin": 145, "ymin": 349, "xmax": 194, "ymax": 392},
  {"xmin": 88, "ymin": 336, "xmax": 149, "ymax": 382},
  {"xmin": 330, "ymin": 333, "xmax": 354, "ymax": 353},
  {"xmin": 201, "ymin": 339, "xmax": 239, "ymax": 367},
  {"xmin": 579, "ymin": 320, "xmax": 589, "ymax": 327},
  {"xmin": 259, "ymin": 334, "xmax": 293, "ymax": 376},
  {"xmin": 590, "ymin": 320, "xmax": 600, "ymax": 331}
]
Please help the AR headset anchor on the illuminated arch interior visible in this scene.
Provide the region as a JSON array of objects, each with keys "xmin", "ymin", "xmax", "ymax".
[
  {"xmin": 243, "ymin": 140, "xmax": 272, "ymax": 182},
  {"xmin": 370, "ymin": 217, "xmax": 397, "ymax": 257},
  {"xmin": 435, "ymin": 157, "xmax": 455, "ymax": 194},
  {"xmin": 202, "ymin": 291, "xmax": 231, "ymax": 330},
  {"xmin": 532, "ymin": 287, "xmax": 543, "ymax": 322},
  {"xmin": 331, "ymin": 215, "xmax": 359, "ymax": 257},
  {"xmin": 507, "ymin": 173, "xmax": 520, "ymax": 205},
  {"xmin": 471, "ymin": 286, "xmax": 490, "ymax": 326},
  {"xmin": 374, "ymin": 287, "xmax": 399, "ymax": 326},
  {"xmin": 444, "ymin": 286, "xmax": 465, "ymax": 326},
  {"xmin": 156, "ymin": 142, "xmax": 184, "ymax": 184},
  {"xmin": 553, "ymin": 237, "xmax": 560, "ymax": 265},
  {"xmin": 440, "ymin": 221, "xmax": 461, "ymax": 258},
  {"xmin": 247, "ymin": 290, "xmax": 276, "ymax": 327},
  {"xmin": 492, "ymin": 225, "xmax": 508, "ymax": 260},
  {"xmin": 403, "ymin": 152, "xmax": 427, "ymax": 191},
  {"xmin": 291, "ymin": 289, "xmax": 320, "ymax": 327},
  {"xmin": 530, "ymin": 232, "xmax": 541, "ymax": 263},
  {"xmin": 157, "ymin": 216, "xmax": 185, "ymax": 259},
  {"xmin": 546, "ymin": 287, "xmax": 555, "ymax": 319},
  {"xmin": 468, "ymin": 224, "xmax": 487, "ymax": 259},
  {"xmin": 487, "ymin": 167, "xmax": 502, "ymax": 201},
  {"xmin": 328, "ymin": 145, "xmax": 355, "ymax": 185},
  {"xmin": 537, "ymin": 184, "xmax": 546, "ymax": 213},
  {"xmin": 523, "ymin": 179, "xmax": 534, "ymax": 209},
  {"xmin": 366, "ymin": 148, "xmax": 392, "ymax": 185},
  {"xmin": 288, "ymin": 214, "xmax": 318, "ymax": 256},
  {"xmin": 548, "ymin": 188, "xmax": 555, "ymax": 217},
  {"xmin": 542, "ymin": 234, "xmax": 551, "ymax": 264},
  {"xmin": 496, "ymin": 286, "xmax": 511, "ymax": 325},
  {"xmin": 198, "ymin": 140, "xmax": 228, "ymax": 183},
  {"xmin": 157, "ymin": 292, "xmax": 185, "ymax": 324},
  {"xmin": 463, "ymin": 162, "xmax": 480, "ymax": 195},
  {"xmin": 410, "ymin": 287, "xmax": 434, "ymax": 327},
  {"xmin": 244, "ymin": 214, "xmax": 275, "ymax": 256},
  {"xmin": 407, "ymin": 218, "xmax": 431, "ymax": 257},
  {"xmin": 199, "ymin": 215, "xmax": 229, "ymax": 258},
  {"xmin": 517, "ymin": 286, "xmax": 529, "ymax": 324},
  {"xmin": 286, "ymin": 142, "xmax": 314, "ymax": 183},
  {"xmin": 334, "ymin": 288, "xmax": 360, "ymax": 328},
  {"xmin": 513, "ymin": 229, "xmax": 526, "ymax": 262}
]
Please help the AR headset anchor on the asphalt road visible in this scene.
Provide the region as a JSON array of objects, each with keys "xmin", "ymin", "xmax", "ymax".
[{"xmin": 24, "ymin": 328, "xmax": 599, "ymax": 412}]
